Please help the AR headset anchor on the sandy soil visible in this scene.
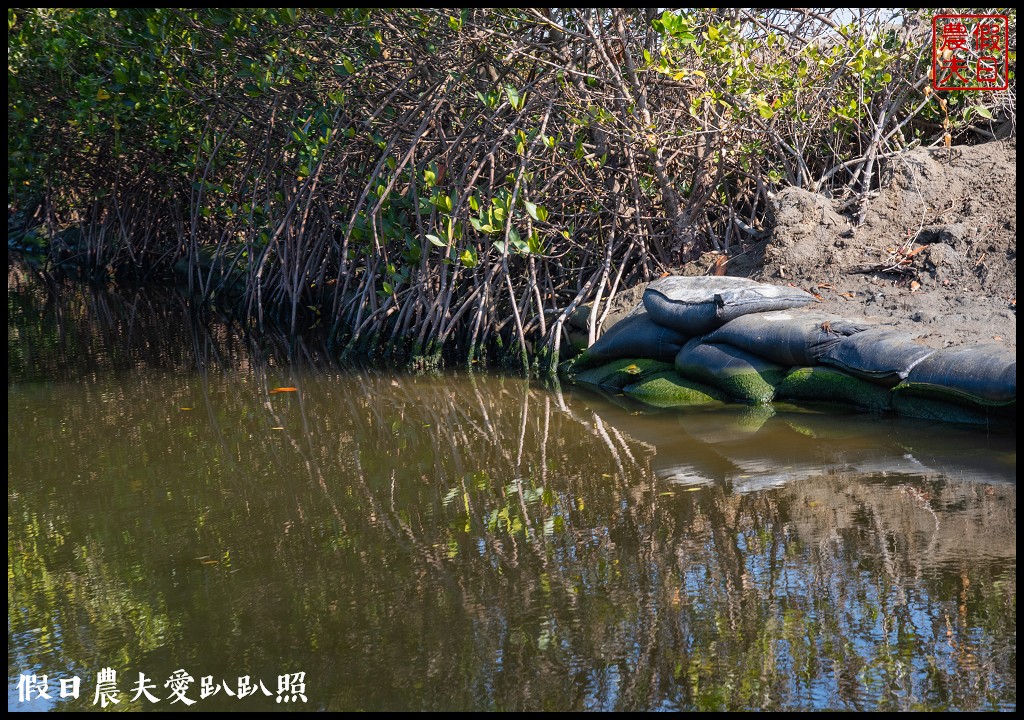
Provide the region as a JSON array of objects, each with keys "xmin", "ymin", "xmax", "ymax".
[{"xmin": 729, "ymin": 139, "xmax": 1017, "ymax": 350}]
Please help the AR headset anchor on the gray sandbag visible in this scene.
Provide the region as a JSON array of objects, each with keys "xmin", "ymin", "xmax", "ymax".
[
  {"xmin": 674, "ymin": 338, "xmax": 788, "ymax": 404},
  {"xmin": 703, "ymin": 310, "xmax": 871, "ymax": 366},
  {"xmin": 895, "ymin": 344, "xmax": 1016, "ymax": 408},
  {"xmin": 822, "ymin": 328, "xmax": 935, "ymax": 387},
  {"xmin": 776, "ymin": 366, "xmax": 893, "ymax": 412},
  {"xmin": 891, "ymin": 392, "xmax": 1001, "ymax": 426},
  {"xmin": 643, "ymin": 275, "xmax": 815, "ymax": 336},
  {"xmin": 579, "ymin": 306, "xmax": 689, "ymax": 365}
]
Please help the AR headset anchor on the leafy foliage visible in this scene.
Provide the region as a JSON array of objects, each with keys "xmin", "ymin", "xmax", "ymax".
[{"xmin": 7, "ymin": 8, "xmax": 1017, "ymax": 370}]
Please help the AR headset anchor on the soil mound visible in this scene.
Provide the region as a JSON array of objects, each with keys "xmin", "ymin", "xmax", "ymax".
[{"xmin": 743, "ymin": 140, "xmax": 1016, "ymax": 350}]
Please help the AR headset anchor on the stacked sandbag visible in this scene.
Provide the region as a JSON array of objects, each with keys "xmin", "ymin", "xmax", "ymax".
[
  {"xmin": 766, "ymin": 325, "xmax": 936, "ymax": 412},
  {"xmin": 673, "ymin": 338, "xmax": 788, "ymax": 405},
  {"xmin": 821, "ymin": 328, "xmax": 936, "ymax": 386},
  {"xmin": 573, "ymin": 305, "xmax": 689, "ymax": 367},
  {"xmin": 561, "ymin": 274, "xmax": 1015, "ymax": 427},
  {"xmin": 573, "ymin": 358, "xmax": 674, "ymax": 390},
  {"xmin": 775, "ymin": 366, "xmax": 894, "ymax": 412},
  {"xmin": 896, "ymin": 344, "xmax": 1015, "ymax": 406},
  {"xmin": 643, "ymin": 275, "xmax": 815, "ymax": 335},
  {"xmin": 892, "ymin": 344, "xmax": 1016, "ymax": 422},
  {"xmin": 620, "ymin": 371, "xmax": 727, "ymax": 409},
  {"xmin": 703, "ymin": 310, "xmax": 870, "ymax": 366}
]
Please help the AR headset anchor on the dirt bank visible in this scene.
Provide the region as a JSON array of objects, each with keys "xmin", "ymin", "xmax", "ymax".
[{"xmin": 729, "ymin": 139, "xmax": 1017, "ymax": 350}]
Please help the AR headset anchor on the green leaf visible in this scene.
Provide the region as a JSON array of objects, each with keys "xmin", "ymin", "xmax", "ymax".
[
  {"xmin": 527, "ymin": 229, "xmax": 544, "ymax": 254},
  {"xmin": 505, "ymin": 85, "xmax": 522, "ymax": 110},
  {"xmin": 524, "ymin": 200, "xmax": 539, "ymax": 220},
  {"xmin": 468, "ymin": 195, "xmax": 479, "ymax": 212},
  {"xmin": 460, "ymin": 247, "xmax": 478, "ymax": 268},
  {"xmin": 510, "ymin": 227, "xmax": 528, "ymax": 254},
  {"xmin": 754, "ymin": 98, "xmax": 775, "ymax": 119},
  {"xmin": 426, "ymin": 234, "xmax": 447, "ymax": 247},
  {"xmin": 974, "ymin": 105, "xmax": 994, "ymax": 120}
]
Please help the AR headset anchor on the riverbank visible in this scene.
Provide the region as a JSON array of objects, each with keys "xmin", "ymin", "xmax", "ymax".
[
  {"xmin": 557, "ymin": 140, "xmax": 1016, "ymax": 426},
  {"xmin": 571, "ymin": 140, "xmax": 1016, "ymax": 354}
]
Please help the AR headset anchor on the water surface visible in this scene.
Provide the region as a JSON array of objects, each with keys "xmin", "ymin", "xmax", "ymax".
[{"xmin": 8, "ymin": 266, "xmax": 1016, "ymax": 711}]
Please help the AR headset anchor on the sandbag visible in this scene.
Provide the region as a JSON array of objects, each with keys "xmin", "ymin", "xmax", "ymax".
[
  {"xmin": 621, "ymin": 371, "xmax": 727, "ymax": 408},
  {"xmin": 895, "ymin": 344, "xmax": 1016, "ymax": 408},
  {"xmin": 891, "ymin": 391, "xmax": 1001, "ymax": 426},
  {"xmin": 579, "ymin": 306, "xmax": 689, "ymax": 365},
  {"xmin": 776, "ymin": 366, "xmax": 893, "ymax": 412},
  {"xmin": 644, "ymin": 275, "xmax": 815, "ymax": 336},
  {"xmin": 703, "ymin": 310, "xmax": 871, "ymax": 367},
  {"xmin": 573, "ymin": 358, "xmax": 674, "ymax": 390},
  {"xmin": 822, "ymin": 328, "xmax": 935, "ymax": 387},
  {"xmin": 674, "ymin": 339, "xmax": 788, "ymax": 405}
]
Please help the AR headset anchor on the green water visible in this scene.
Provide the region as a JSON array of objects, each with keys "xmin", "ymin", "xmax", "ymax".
[{"xmin": 7, "ymin": 267, "xmax": 1016, "ymax": 711}]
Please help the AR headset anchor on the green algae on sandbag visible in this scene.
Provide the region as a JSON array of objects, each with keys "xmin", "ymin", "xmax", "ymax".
[
  {"xmin": 703, "ymin": 310, "xmax": 871, "ymax": 366},
  {"xmin": 891, "ymin": 390, "xmax": 1004, "ymax": 426},
  {"xmin": 896, "ymin": 344, "xmax": 1016, "ymax": 408},
  {"xmin": 674, "ymin": 339, "xmax": 788, "ymax": 405},
  {"xmin": 573, "ymin": 358, "xmax": 674, "ymax": 390},
  {"xmin": 776, "ymin": 366, "xmax": 893, "ymax": 413},
  {"xmin": 644, "ymin": 275, "xmax": 815, "ymax": 336},
  {"xmin": 821, "ymin": 328, "xmax": 935, "ymax": 387},
  {"xmin": 621, "ymin": 371, "xmax": 727, "ymax": 408}
]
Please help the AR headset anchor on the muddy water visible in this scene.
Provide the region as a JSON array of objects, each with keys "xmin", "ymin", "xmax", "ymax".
[{"xmin": 7, "ymin": 267, "xmax": 1016, "ymax": 711}]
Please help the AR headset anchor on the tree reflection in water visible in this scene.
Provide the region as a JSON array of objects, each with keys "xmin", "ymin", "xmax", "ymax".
[{"xmin": 8, "ymin": 267, "xmax": 1016, "ymax": 711}]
